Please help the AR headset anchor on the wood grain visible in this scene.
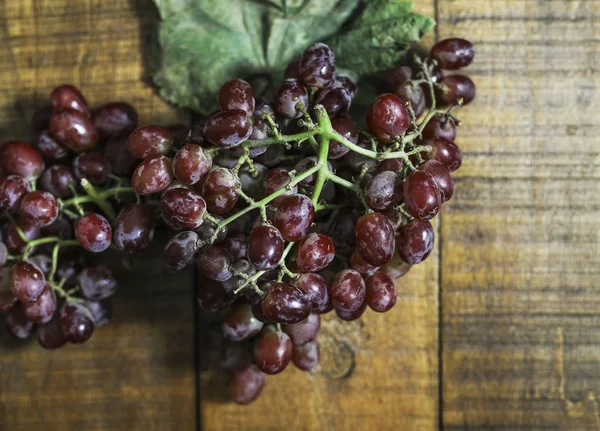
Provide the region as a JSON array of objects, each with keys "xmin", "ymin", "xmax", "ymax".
[
  {"xmin": 0, "ymin": 0, "xmax": 194, "ymax": 430},
  {"xmin": 438, "ymin": 0, "xmax": 600, "ymax": 430}
]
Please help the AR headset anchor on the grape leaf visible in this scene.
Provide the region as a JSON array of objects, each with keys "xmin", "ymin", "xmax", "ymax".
[{"xmin": 149, "ymin": 0, "xmax": 434, "ymax": 115}]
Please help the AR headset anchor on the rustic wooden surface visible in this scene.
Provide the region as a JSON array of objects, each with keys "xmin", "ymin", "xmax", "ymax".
[{"xmin": 0, "ymin": 0, "xmax": 598, "ymax": 430}]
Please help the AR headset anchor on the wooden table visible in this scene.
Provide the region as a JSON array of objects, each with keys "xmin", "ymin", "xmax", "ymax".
[{"xmin": 0, "ymin": 0, "xmax": 598, "ymax": 429}]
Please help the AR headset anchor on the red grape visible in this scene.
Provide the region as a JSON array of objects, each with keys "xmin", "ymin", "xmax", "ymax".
[
  {"xmin": 0, "ymin": 140, "xmax": 45, "ymax": 180},
  {"xmin": 10, "ymin": 261, "xmax": 46, "ymax": 302},
  {"xmin": 221, "ymin": 234, "xmax": 247, "ymax": 261},
  {"xmin": 160, "ymin": 188, "xmax": 207, "ymax": 230},
  {"xmin": 164, "ymin": 231, "xmax": 199, "ymax": 271},
  {"xmin": 403, "ymin": 170, "xmax": 441, "ymax": 220},
  {"xmin": 93, "ymin": 102, "xmax": 138, "ymax": 138},
  {"xmin": 263, "ymin": 167, "xmax": 296, "ymax": 207},
  {"xmin": 283, "ymin": 313, "xmax": 320, "ymax": 345},
  {"xmin": 328, "ymin": 115, "xmax": 358, "ymax": 159},
  {"xmin": 296, "ymin": 233, "xmax": 335, "ymax": 272},
  {"xmin": 104, "ymin": 134, "xmax": 140, "ymax": 177},
  {"xmin": 330, "ymin": 269, "xmax": 366, "ymax": 314},
  {"xmin": 315, "ymin": 87, "xmax": 351, "ymax": 118},
  {"xmin": 364, "ymin": 171, "xmax": 403, "ymax": 210},
  {"xmin": 299, "ymin": 43, "xmax": 336, "ymax": 88},
  {"xmin": 196, "ymin": 246, "xmax": 233, "ymax": 281},
  {"xmin": 291, "ymin": 272, "xmax": 329, "ymax": 314},
  {"xmin": 6, "ymin": 218, "xmax": 41, "ymax": 254},
  {"xmin": 254, "ymin": 327, "xmax": 293, "ymax": 374},
  {"xmin": 384, "ymin": 66, "xmax": 413, "ymax": 92},
  {"xmin": 201, "ymin": 168, "xmax": 240, "ymax": 215},
  {"xmin": 223, "ymin": 304, "xmax": 264, "ymax": 342},
  {"xmin": 261, "ymin": 282, "xmax": 311, "ymax": 324},
  {"xmin": 114, "ymin": 204, "xmax": 155, "ymax": 252},
  {"xmin": 73, "ymin": 153, "xmax": 111, "ymax": 185},
  {"xmin": 273, "ymin": 194, "xmax": 314, "ymax": 242},
  {"xmin": 204, "ymin": 110, "xmax": 252, "ymax": 148},
  {"xmin": 292, "ymin": 339, "xmax": 319, "ymax": 371},
  {"xmin": 365, "ymin": 272, "xmax": 397, "ymax": 312},
  {"xmin": 50, "ymin": 109, "xmax": 99, "ymax": 152},
  {"xmin": 219, "ymin": 79, "xmax": 255, "ymax": 114},
  {"xmin": 50, "ymin": 84, "xmax": 89, "ymax": 116},
  {"xmin": 247, "ymin": 225, "xmax": 284, "ymax": 271},
  {"xmin": 23, "ymin": 284, "xmax": 56, "ymax": 323},
  {"xmin": 38, "ymin": 314, "xmax": 67, "ymax": 349},
  {"xmin": 336, "ymin": 300, "xmax": 367, "ymax": 321},
  {"xmin": 294, "ymin": 157, "xmax": 318, "ymax": 187},
  {"xmin": 0, "ymin": 175, "xmax": 32, "ymax": 213},
  {"xmin": 77, "ymin": 265, "xmax": 118, "ymax": 300},
  {"xmin": 355, "ymin": 212, "xmax": 395, "ymax": 266},
  {"xmin": 421, "ymin": 159, "xmax": 454, "ymax": 202},
  {"xmin": 431, "ymin": 38, "xmax": 475, "ymax": 70},
  {"xmin": 437, "ymin": 75, "xmax": 476, "ymax": 106},
  {"xmin": 35, "ymin": 130, "xmax": 69, "ymax": 162},
  {"xmin": 396, "ymin": 219, "xmax": 434, "ymax": 264},
  {"xmin": 274, "ymin": 79, "xmax": 309, "ymax": 118},
  {"xmin": 394, "ymin": 82, "xmax": 426, "ymax": 117},
  {"xmin": 39, "ymin": 165, "xmax": 76, "ymax": 198},
  {"xmin": 196, "ymin": 278, "xmax": 234, "ymax": 312},
  {"xmin": 350, "ymin": 249, "xmax": 379, "ymax": 277},
  {"xmin": 423, "ymin": 137, "xmax": 462, "ymax": 172},
  {"xmin": 5, "ymin": 304, "xmax": 35, "ymax": 340},
  {"xmin": 84, "ymin": 299, "xmax": 112, "ymax": 327},
  {"xmin": 173, "ymin": 143, "xmax": 212, "ymax": 185},
  {"xmin": 367, "ymin": 94, "xmax": 410, "ymax": 144},
  {"xmin": 127, "ymin": 125, "xmax": 173, "ymax": 159},
  {"xmin": 377, "ymin": 157, "xmax": 404, "ymax": 174},
  {"xmin": 229, "ymin": 364, "xmax": 264, "ymax": 405},
  {"xmin": 75, "ymin": 213, "xmax": 112, "ymax": 252},
  {"xmin": 132, "ymin": 155, "xmax": 173, "ymax": 195},
  {"xmin": 59, "ymin": 302, "xmax": 94, "ymax": 344},
  {"xmin": 20, "ymin": 191, "xmax": 59, "ymax": 228},
  {"xmin": 421, "ymin": 114, "xmax": 456, "ymax": 141}
]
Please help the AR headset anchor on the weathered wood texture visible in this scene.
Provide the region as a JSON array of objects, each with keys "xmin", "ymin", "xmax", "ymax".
[
  {"xmin": 0, "ymin": 1, "xmax": 195, "ymax": 430},
  {"xmin": 439, "ymin": 1, "xmax": 600, "ymax": 430}
]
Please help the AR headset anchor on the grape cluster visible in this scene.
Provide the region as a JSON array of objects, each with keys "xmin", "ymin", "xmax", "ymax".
[{"xmin": 0, "ymin": 37, "xmax": 474, "ymax": 404}]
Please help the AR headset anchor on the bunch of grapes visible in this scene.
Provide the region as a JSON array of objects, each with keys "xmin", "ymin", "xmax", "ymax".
[{"xmin": 0, "ymin": 37, "xmax": 475, "ymax": 404}]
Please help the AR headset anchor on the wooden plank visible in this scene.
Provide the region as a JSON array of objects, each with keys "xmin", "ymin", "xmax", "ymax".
[
  {"xmin": 198, "ymin": 3, "xmax": 441, "ymax": 430},
  {"xmin": 0, "ymin": 0, "xmax": 195, "ymax": 429},
  {"xmin": 439, "ymin": 0, "xmax": 600, "ymax": 429}
]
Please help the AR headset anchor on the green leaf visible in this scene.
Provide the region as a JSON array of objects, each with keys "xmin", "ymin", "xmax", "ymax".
[{"xmin": 149, "ymin": 0, "xmax": 434, "ymax": 115}]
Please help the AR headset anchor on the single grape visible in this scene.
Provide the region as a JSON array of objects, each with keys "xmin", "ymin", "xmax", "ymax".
[
  {"xmin": 315, "ymin": 87, "xmax": 351, "ymax": 118},
  {"xmin": 365, "ymin": 272, "xmax": 397, "ymax": 312},
  {"xmin": 381, "ymin": 251, "xmax": 412, "ymax": 279},
  {"xmin": 19, "ymin": 191, "xmax": 58, "ymax": 228},
  {"xmin": 196, "ymin": 246, "xmax": 233, "ymax": 281},
  {"xmin": 403, "ymin": 170, "xmax": 441, "ymax": 220},
  {"xmin": 396, "ymin": 219, "xmax": 434, "ymax": 264},
  {"xmin": 273, "ymin": 79, "xmax": 309, "ymax": 118},
  {"xmin": 196, "ymin": 278, "xmax": 234, "ymax": 312},
  {"xmin": 299, "ymin": 42, "xmax": 336, "ymax": 88},
  {"xmin": 261, "ymin": 282, "xmax": 311, "ymax": 324},
  {"xmin": 6, "ymin": 219, "xmax": 41, "ymax": 254},
  {"xmin": 77, "ymin": 265, "xmax": 118, "ymax": 300},
  {"xmin": 72, "ymin": 152, "xmax": 111, "ymax": 185},
  {"xmin": 420, "ymin": 159, "xmax": 454, "ymax": 202},
  {"xmin": 0, "ymin": 140, "xmax": 45, "ymax": 180},
  {"xmin": 23, "ymin": 284, "xmax": 56, "ymax": 323},
  {"xmin": 254, "ymin": 326, "xmax": 293, "ymax": 374},
  {"xmin": 336, "ymin": 300, "xmax": 367, "ymax": 321},
  {"xmin": 93, "ymin": 102, "xmax": 138, "ymax": 138},
  {"xmin": 201, "ymin": 168, "xmax": 240, "ymax": 215},
  {"xmin": 104, "ymin": 134, "xmax": 140, "ymax": 177},
  {"xmin": 127, "ymin": 125, "xmax": 173, "ymax": 159},
  {"xmin": 219, "ymin": 79, "xmax": 255, "ymax": 114},
  {"xmin": 423, "ymin": 137, "xmax": 462, "ymax": 172},
  {"xmin": 75, "ymin": 213, "xmax": 112, "ymax": 252},
  {"xmin": 364, "ymin": 171, "xmax": 403, "ymax": 210},
  {"xmin": 431, "ymin": 38, "xmax": 475, "ymax": 70},
  {"xmin": 273, "ymin": 194, "xmax": 315, "ymax": 242},
  {"xmin": 38, "ymin": 314, "xmax": 67, "ymax": 349},
  {"xmin": 296, "ymin": 233, "xmax": 335, "ymax": 272},
  {"xmin": 10, "ymin": 261, "xmax": 46, "ymax": 302},
  {"xmin": 39, "ymin": 165, "xmax": 76, "ymax": 198},
  {"xmin": 367, "ymin": 94, "xmax": 411, "ymax": 144},
  {"xmin": 32, "ymin": 105, "xmax": 53, "ymax": 135},
  {"xmin": 247, "ymin": 225, "xmax": 284, "ymax": 271},
  {"xmin": 355, "ymin": 212, "xmax": 395, "ymax": 266},
  {"xmin": 160, "ymin": 188, "xmax": 207, "ymax": 230},
  {"xmin": 383, "ymin": 66, "xmax": 413, "ymax": 92},
  {"xmin": 203, "ymin": 110, "xmax": 252, "ymax": 148},
  {"xmin": 350, "ymin": 249, "xmax": 380, "ymax": 277},
  {"xmin": 114, "ymin": 204, "xmax": 155, "ymax": 252},
  {"xmin": 377, "ymin": 157, "xmax": 404, "ymax": 174},
  {"xmin": 50, "ymin": 84, "xmax": 89, "ymax": 115},
  {"xmin": 49, "ymin": 109, "xmax": 99, "ymax": 152},
  {"xmin": 223, "ymin": 304, "xmax": 264, "ymax": 342},
  {"xmin": 330, "ymin": 269, "xmax": 366, "ymax": 313},
  {"xmin": 229, "ymin": 364, "xmax": 265, "ymax": 405},
  {"xmin": 328, "ymin": 115, "xmax": 358, "ymax": 159},
  {"xmin": 35, "ymin": 130, "xmax": 69, "ymax": 162},
  {"xmin": 283, "ymin": 313, "xmax": 320, "ymax": 345},
  {"xmin": 292, "ymin": 339, "xmax": 319, "ymax": 371},
  {"xmin": 0, "ymin": 175, "xmax": 32, "ymax": 213},
  {"xmin": 173, "ymin": 143, "xmax": 212, "ymax": 185},
  {"xmin": 164, "ymin": 231, "xmax": 199, "ymax": 271},
  {"xmin": 394, "ymin": 82, "xmax": 426, "ymax": 118},
  {"xmin": 294, "ymin": 157, "xmax": 318, "ymax": 187},
  {"xmin": 221, "ymin": 234, "xmax": 247, "ymax": 261},
  {"xmin": 59, "ymin": 302, "xmax": 94, "ymax": 344},
  {"xmin": 291, "ymin": 273, "xmax": 329, "ymax": 313},
  {"xmin": 132, "ymin": 155, "xmax": 173, "ymax": 195},
  {"xmin": 422, "ymin": 114, "xmax": 456, "ymax": 141},
  {"xmin": 263, "ymin": 167, "xmax": 297, "ymax": 207},
  {"xmin": 84, "ymin": 299, "xmax": 112, "ymax": 327},
  {"xmin": 195, "ymin": 214, "xmax": 227, "ymax": 244},
  {"xmin": 5, "ymin": 304, "xmax": 35, "ymax": 340},
  {"xmin": 437, "ymin": 75, "xmax": 476, "ymax": 106}
]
